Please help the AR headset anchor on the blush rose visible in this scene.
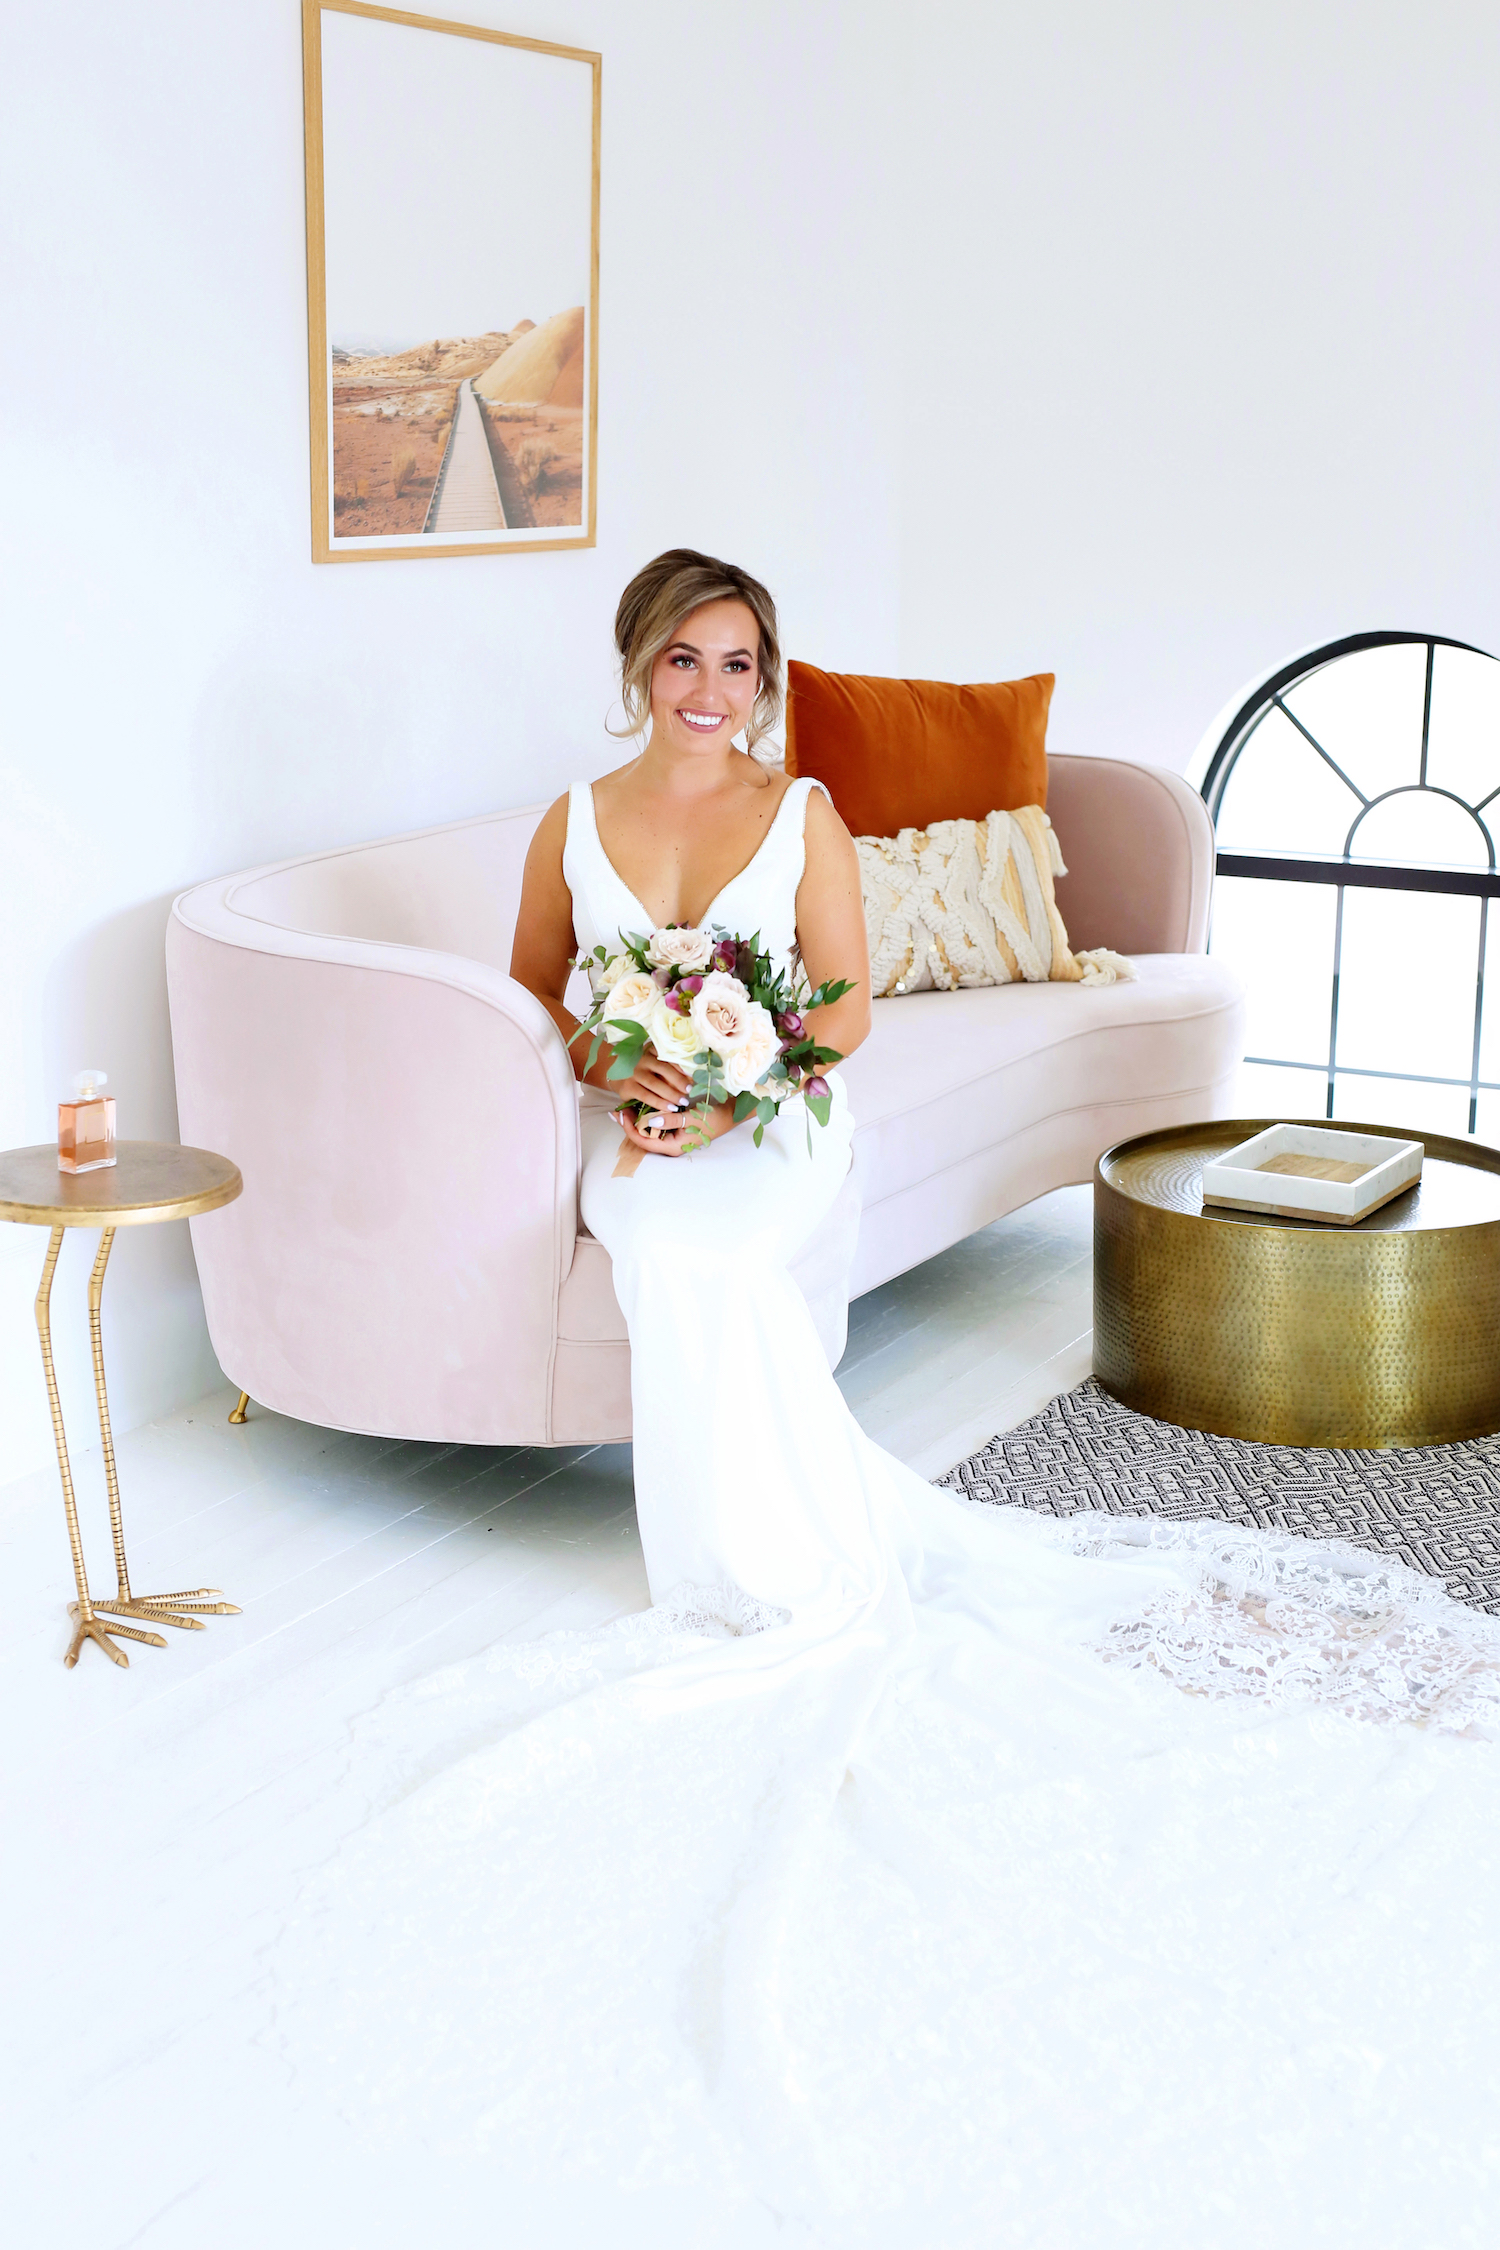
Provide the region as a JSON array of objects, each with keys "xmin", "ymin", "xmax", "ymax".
[{"xmin": 646, "ymin": 926, "xmax": 714, "ymax": 973}]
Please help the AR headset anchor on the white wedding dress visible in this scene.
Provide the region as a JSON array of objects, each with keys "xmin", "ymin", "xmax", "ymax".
[{"xmin": 275, "ymin": 778, "xmax": 1500, "ymax": 2247}]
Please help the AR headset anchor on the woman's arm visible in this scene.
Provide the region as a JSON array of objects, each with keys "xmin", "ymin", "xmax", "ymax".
[
  {"xmin": 794, "ymin": 786, "xmax": 873, "ymax": 1065},
  {"xmin": 509, "ymin": 796, "xmax": 694, "ymax": 1113}
]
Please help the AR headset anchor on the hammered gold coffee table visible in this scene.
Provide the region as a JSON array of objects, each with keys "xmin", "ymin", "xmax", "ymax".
[
  {"xmin": 0, "ymin": 1141, "xmax": 243, "ymax": 1668},
  {"xmin": 1094, "ymin": 1119, "xmax": 1500, "ymax": 1449}
]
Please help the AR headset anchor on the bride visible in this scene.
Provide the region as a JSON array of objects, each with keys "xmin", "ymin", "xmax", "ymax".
[{"xmin": 277, "ymin": 551, "xmax": 1500, "ymax": 2247}]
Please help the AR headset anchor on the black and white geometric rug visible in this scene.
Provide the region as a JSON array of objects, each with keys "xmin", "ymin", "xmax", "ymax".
[{"xmin": 940, "ymin": 1378, "xmax": 1500, "ymax": 1615}]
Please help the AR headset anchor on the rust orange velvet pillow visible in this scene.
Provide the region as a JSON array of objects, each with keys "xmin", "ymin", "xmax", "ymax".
[{"xmin": 784, "ymin": 661, "xmax": 1054, "ymax": 839}]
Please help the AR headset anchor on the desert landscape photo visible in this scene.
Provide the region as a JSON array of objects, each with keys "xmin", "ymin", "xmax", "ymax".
[
  {"xmin": 330, "ymin": 306, "xmax": 586, "ymax": 538},
  {"xmin": 311, "ymin": 6, "xmax": 597, "ymax": 555}
]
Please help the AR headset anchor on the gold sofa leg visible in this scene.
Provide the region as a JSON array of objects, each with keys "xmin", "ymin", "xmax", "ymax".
[{"xmin": 228, "ymin": 1391, "xmax": 250, "ymax": 1424}]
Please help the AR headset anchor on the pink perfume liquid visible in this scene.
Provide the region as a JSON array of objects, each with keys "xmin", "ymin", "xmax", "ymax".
[{"xmin": 59, "ymin": 1085, "xmax": 116, "ymax": 1173}]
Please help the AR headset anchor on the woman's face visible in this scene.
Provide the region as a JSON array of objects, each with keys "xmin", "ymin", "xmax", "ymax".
[{"xmin": 648, "ymin": 598, "xmax": 761, "ymax": 753}]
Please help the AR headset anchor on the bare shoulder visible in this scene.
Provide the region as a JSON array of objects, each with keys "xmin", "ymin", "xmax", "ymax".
[
  {"xmin": 802, "ymin": 781, "xmax": 857, "ymax": 856},
  {"xmin": 731, "ymin": 752, "xmax": 792, "ymax": 807},
  {"xmin": 529, "ymin": 790, "xmax": 572, "ymax": 854},
  {"xmin": 520, "ymin": 791, "xmax": 575, "ymax": 896},
  {"xmin": 589, "ymin": 756, "xmax": 644, "ymax": 814}
]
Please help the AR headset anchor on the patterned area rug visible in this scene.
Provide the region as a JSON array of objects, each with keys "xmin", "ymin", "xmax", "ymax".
[{"xmin": 940, "ymin": 1378, "xmax": 1500, "ymax": 1615}]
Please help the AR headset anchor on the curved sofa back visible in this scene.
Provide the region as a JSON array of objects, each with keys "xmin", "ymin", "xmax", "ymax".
[
  {"xmin": 183, "ymin": 754, "xmax": 1213, "ymax": 971},
  {"xmin": 217, "ymin": 803, "xmax": 547, "ymax": 971}
]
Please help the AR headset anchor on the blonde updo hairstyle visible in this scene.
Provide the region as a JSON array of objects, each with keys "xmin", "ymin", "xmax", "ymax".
[{"xmin": 613, "ymin": 548, "xmax": 784, "ymax": 750}]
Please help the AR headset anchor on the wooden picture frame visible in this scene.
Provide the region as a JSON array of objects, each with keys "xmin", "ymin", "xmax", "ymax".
[{"xmin": 301, "ymin": 1, "xmax": 600, "ymax": 562}]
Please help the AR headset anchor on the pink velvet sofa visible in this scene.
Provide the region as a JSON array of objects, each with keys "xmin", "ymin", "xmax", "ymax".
[{"xmin": 166, "ymin": 755, "xmax": 1244, "ymax": 1444}]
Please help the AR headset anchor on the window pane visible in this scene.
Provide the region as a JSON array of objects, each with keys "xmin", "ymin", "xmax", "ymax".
[
  {"xmin": 1349, "ymin": 787, "xmax": 1490, "ymax": 867},
  {"xmin": 1281, "ymin": 642, "xmax": 1427, "ymax": 805},
  {"xmin": 1425, "ymin": 645, "xmax": 1500, "ymax": 814},
  {"xmin": 1236, "ymin": 1060, "xmax": 1328, "ymax": 1124},
  {"xmin": 1471, "ymin": 913, "xmax": 1500, "ymax": 1087},
  {"xmin": 1216, "ymin": 706, "xmax": 1364, "ymax": 854},
  {"xmin": 1332, "ymin": 1070, "xmax": 1471, "ymax": 1140},
  {"xmin": 1209, "ymin": 876, "xmax": 1334, "ymax": 1065},
  {"xmin": 1471, "ymin": 1093, "xmax": 1500, "ymax": 1149},
  {"xmin": 1334, "ymin": 888, "xmax": 1481, "ymax": 1083}
]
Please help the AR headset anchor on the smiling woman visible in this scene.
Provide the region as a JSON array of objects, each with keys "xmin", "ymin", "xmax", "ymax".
[
  {"xmin": 612, "ymin": 546, "xmax": 785, "ymax": 749},
  {"xmin": 509, "ymin": 546, "xmax": 871, "ymax": 1162}
]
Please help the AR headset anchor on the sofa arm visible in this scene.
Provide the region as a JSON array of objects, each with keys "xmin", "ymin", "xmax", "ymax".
[
  {"xmin": 166, "ymin": 896, "xmax": 581, "ymax": 1445},
  {"xmin": 1046, "ymin": 754, "xmax": 1215, "ymax": 956}
]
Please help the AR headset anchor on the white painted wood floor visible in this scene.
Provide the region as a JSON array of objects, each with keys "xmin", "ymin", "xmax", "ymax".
[{"xmin": 1, "ymin": 1186, "xmax": 1091, "ymax": 2249}]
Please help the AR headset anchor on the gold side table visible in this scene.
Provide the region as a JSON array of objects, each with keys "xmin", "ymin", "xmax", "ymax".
[
  {"xmin": 1095, "ymin": 1118, "xmax": 1500, "ymax": 1448},
  {"xmin": 0, "ymin": 1140, "xmax": 244, "ymax": 1668}
]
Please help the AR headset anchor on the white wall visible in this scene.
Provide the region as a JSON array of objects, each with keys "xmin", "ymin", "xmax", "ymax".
[
  {"xmin": 2, "ymin": 0, "xmax": 1495, "ymax": 1487},
  {"xmin": 892, "ymin": 1, "xmax": 1500, "ymax": 762},
  {"xmin": 0, "ymin": 0, "xmax": 900, "ymax": 1486}
]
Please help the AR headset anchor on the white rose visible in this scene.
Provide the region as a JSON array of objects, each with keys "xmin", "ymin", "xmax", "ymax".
[
  {"xmin": 646, "ymin": 925, "xmax": 714, "ymax": 973},
  {"xmin": 755, "ymin": 1072, "xmax": 796, "ymax": 1104},
  {"xmin": 688, "ymin": 971, "xmax": 756, "ymax": 1055},
  {"xmin": 601, "ymin": 970, "xmax": 660, "ymax": 1029},
  {"xmin": 648, "ymin": 992, "xmax": 708, "ymax": 1068},
  {"xmin": 721, "ymin": 1002, "xmax": 780, "ymax": 1094},
  {"xmin": 590, "ymin": 951, "xmax": 630, "ymax": 998}
]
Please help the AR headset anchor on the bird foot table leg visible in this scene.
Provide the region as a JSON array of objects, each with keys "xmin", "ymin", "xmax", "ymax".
[
  {"xmin": 37, "ymin": 1226, "xmax": 242, "ymax": 1668},
  {"xmin": 85, "ymin": 1232, "xmax": 242, "ymax": 1635},
  {"xmin": 95, "ymin": 1590, "xmax": 242, "ymax": 1629},
  {"xmin": 65, "ymin": 1603, "xmax": 167, "ymax": 1666}
]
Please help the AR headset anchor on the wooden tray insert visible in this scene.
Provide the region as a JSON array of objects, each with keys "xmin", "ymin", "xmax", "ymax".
[{"xmin": 1255, "ymin": 1152, "xmax": 1373, "ymax": 1184}]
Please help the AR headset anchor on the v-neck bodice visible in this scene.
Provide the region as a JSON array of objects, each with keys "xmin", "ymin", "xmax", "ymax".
[{"xmin": 562, "ymin": 775, "xmax": 829, "ymax": 974}]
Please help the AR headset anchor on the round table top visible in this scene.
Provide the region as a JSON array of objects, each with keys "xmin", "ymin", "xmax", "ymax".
[
  {"xmin": 0, "ymin": 1141, "xmax": 242, "ymax": 1227},
  {"xmin": 1100, "ymin": 1118, "xmax": 1500, "ymax": 1236}
]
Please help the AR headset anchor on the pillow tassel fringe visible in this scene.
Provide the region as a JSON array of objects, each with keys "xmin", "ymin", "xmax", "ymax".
[{"xmin": 1073, "ymin": 947, "xmax": 1136, "ymax": 985}]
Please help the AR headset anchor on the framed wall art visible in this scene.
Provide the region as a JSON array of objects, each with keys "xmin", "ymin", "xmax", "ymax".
[{"xmin": 301, "ymin": 1, "xmax": 600, "ymax": 562}]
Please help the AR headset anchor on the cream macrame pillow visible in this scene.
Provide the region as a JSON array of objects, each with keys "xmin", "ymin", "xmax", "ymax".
[{"xmin": 855, "ymin": 805, "xmax": 1135, "ymax": 998}]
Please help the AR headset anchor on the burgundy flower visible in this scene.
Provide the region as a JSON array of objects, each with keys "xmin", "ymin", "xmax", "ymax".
[
  {"xmin": 652, "ymin": 966, "xmax": 673, "ymax": 989},
  {"xmin": 713, "ymin": 939, "xmax": 737, "ymax": 971},
  {"xmin": 776, "ymin": 1010, "xmax": 804, "ymax": 1038},
  {"xmin": 677, "ymin": 974, "xmax": 703, "ymax": 996},
  {"xmin": 804, "ymin": 1075, "xmax": 831, "ymax": 1101}
]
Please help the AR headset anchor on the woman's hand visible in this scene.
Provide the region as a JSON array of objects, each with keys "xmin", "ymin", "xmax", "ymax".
[
  {"xmin": 588, "ymin": 1046, "xmax": 693, "ymax": 1113},
  {"xmin": 613, "ymin": 1094, "xmax": 739, "ymax": 1158}
]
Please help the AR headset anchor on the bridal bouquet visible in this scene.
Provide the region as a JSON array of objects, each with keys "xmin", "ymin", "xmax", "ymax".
[{"xmin": 571, "ymin": 924, "xmax": 853, "ymax": 1148}]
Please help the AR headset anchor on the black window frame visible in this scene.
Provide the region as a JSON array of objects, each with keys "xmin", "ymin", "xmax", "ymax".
[{"xmin": 1201, "ymin": 629, "xmax": 1500, "ymax": 1134}]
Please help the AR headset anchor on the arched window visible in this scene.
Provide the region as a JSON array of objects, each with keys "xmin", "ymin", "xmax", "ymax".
[{"xmin": 1202, "ymin": 632, "xmax": 1500, "ymax": 1139}]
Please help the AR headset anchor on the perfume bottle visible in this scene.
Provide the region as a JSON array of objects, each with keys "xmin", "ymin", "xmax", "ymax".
[{"xmin": 58, "ymin": 1070, "xmax": 117, "ymax": 1173}]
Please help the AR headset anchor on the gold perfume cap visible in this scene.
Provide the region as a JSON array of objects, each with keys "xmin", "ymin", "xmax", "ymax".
[{"xmin": 73, "ymin": 1069, "xmax": 109, "ymax": 1099}]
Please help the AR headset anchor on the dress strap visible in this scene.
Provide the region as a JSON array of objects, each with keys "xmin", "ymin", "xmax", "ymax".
[
  {"xmin": 565, "ymin": 779, "xmax": 597, "ymax": 862},
  {"xmin": 787, "ymin": 774, "xmax": 831, "ymax": 834}
]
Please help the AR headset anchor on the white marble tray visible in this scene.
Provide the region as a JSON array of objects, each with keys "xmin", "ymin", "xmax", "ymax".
[{"xmin": 1200, "ymin": 1123, "xmax": 1424, "ymax": 1224}]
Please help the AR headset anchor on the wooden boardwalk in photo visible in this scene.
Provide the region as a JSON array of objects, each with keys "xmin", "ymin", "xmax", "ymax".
[{"xmin": 424, "ymin": 379, "xmax": 507, "ymax": 535}]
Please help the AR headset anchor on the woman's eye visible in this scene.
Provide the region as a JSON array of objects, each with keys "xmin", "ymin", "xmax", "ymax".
[
  {"xmin": 724, "ymin": 660, "xmax": 749, "ymax": 673},
  {"xmin": 669, "ymin": 655, "xmax": 695, "ymax": 670}
]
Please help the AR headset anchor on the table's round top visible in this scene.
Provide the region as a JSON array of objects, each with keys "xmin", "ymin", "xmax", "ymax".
[
  {"xmin": 0, "ymin": 1141, "xmax": 242, "ymax": 1227},
  {"xmin": 1099, "ymin": 1118, "xmax": 1500, "ymax": 1236}
]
